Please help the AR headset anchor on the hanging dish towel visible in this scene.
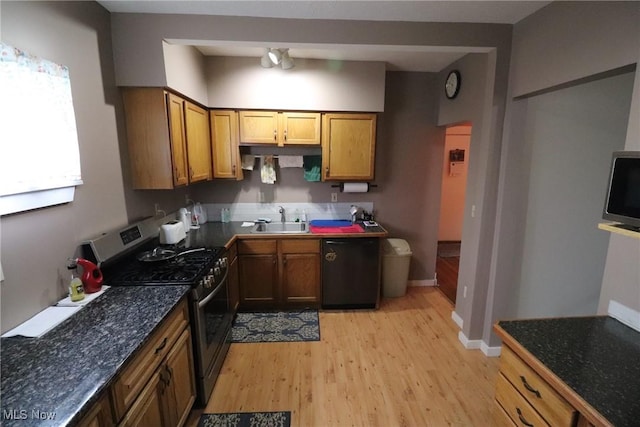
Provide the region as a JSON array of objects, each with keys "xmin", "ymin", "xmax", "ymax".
[
  {"xmin": 241, "ymin": 155, "xmax": 255, "ymax": 170},
  {"xmin": 261, "ymin": 155, "xmax": 277, "ymax": 184},
  {"xmin": 303, "ymin": 155, "xmax": 322, "ymax": 182},
  {"xmin": 278, "ymin": 155, "xmax": 304, "ymax": 168}
]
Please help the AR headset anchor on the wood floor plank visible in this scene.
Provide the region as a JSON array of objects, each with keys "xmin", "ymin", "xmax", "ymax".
[{"xmin": 187, "ymin": 287, "xmax": 499, "ymax": 427}]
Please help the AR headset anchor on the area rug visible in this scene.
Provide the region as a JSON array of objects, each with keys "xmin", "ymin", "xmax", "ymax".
[
  {"xmin": 231, "ymin": 310, "xmax": 320, "ymax": 343},
  {"xmin": 198, "ymin": 411, "xmax": 291, "ymax": 427}
]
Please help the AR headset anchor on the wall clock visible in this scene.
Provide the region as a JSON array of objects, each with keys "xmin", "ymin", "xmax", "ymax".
[{"xmin": 445, "ymin": 70, "xmax": 461, "ymax": 99}]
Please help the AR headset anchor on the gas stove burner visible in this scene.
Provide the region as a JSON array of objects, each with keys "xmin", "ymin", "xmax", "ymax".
[{"xmin": 105, "ymin": 246, "xmax": 222, "ymax": 286}]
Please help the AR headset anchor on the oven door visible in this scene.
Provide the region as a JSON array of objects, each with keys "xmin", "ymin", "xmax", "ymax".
[{"xmin": 192, "ymin": 266, "xmax": 233, "ymax": 404}]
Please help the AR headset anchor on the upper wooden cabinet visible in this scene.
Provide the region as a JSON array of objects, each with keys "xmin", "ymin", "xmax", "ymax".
[
  {"xmin": 239, "ymin": 111, "xmax": 321, "ymax": 147},
  {"xmin": 210, "ymin": 110, "xmax": 242, "ymax": 180},
  {"xmin": 321, "ymin": 113, "xmax": 377, "ymax": 181},
  {"xmin": 122, "ymin": 88, "xmax": 212, "ymax": 189}
]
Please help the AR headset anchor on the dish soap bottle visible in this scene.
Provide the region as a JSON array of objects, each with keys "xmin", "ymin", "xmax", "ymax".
[{"xmin": 67, "ymin": 263, "xmax": 85, "ymax": 302}]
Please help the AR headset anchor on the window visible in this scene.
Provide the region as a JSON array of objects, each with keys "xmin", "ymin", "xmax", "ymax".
[{"xmin": 0, "ymin": 42, "xmax": 82, "ymax": 215}]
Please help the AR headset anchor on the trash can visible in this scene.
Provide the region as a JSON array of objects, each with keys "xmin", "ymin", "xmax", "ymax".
[{"xmin": 382, "ymin": 238, "xmax": 412, "ymax": 297}]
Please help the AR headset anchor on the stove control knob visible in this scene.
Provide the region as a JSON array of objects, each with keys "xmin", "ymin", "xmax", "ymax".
[
  {"xmin": 214, "ymin": 266, "xmax": 221, "ymax": 276},
  {"xmin": 221, "ymin": 257, "xmax": 228, "ymax": 268}
]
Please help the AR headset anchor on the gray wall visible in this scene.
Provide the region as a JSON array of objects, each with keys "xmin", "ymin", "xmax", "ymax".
[
  {"xmin": 484, "ymin": 1, "xmax": 640, "ymax": 346},
  {"xmin": 508, "ymin": 72, "xmax": 633, "ymax": 318}
]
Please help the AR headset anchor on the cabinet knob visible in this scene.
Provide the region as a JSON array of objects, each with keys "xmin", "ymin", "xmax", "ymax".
[
  {"xmin": 325, "ymin": 167, "xmax": 329, "ymax": 177},
  {"xmin": 273, "ymin": 129, "xmax": 277, "ymax": 141},
  {"xmin": 232, "ymin": 165, "xmax": 236, "ymax": 175},
  {"xmin": 284, "ymin": 129, "xmax": 287, "ymax": 141}
]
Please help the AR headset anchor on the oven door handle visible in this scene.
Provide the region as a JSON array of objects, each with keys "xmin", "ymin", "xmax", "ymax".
[{"xmin": 198, "ymin": 267, "xmax": 229, "ymax": 309}]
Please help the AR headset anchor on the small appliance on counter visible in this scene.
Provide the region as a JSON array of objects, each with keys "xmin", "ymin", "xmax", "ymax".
[{"xmin": 159, "ymin": 220, "xmax": 186, "ymax": 245}]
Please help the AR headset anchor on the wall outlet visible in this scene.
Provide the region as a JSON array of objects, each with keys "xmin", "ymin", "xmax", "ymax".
[
  {"xmin": 471, "ymin": 205, "xmax": 476, "ymax": 218},
  {"xmin": 0, "ymin": 262, "xmax": 4, "ymax": 282},
  {"xmin": 258, "ymin": 192, "xmax": 265, "ymax": 203},
  {"xmin": 185, "ymin": 194, "xmax": 191, "ymax": 205},
  {"xmin": 331, "ymin": 193, "xmax": 338, "ymax": 202}
]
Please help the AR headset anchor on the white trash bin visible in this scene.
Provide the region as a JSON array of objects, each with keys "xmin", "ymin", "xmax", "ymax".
[{"xmin": 382, "ymin": 238, "xmax": 412, "ymax": 297}]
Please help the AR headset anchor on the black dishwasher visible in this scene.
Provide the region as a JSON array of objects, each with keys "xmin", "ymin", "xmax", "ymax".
[{"xmin": 322, "ymin": 238, "xmax": 380, "ymax": 309}]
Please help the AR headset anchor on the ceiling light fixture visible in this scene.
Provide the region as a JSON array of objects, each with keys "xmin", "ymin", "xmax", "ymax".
[{"xmin": 261, "ymin": 48, "xmax": 294, "ymax": 69}]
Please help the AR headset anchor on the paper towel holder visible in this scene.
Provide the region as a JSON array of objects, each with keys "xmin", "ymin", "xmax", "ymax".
[{"xmin": 331, "ymin": 183, "xmax": 378, "ymax": 192}]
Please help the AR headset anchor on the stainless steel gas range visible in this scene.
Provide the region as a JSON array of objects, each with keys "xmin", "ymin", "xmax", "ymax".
[{"xmin": 82, "ymin": 217, "xmax": 233, "ymax": 407}]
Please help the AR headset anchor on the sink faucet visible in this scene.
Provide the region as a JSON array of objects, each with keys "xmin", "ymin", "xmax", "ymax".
[{"xmin": 278, "ymin": 206, "xmax": 285, "ymax": 223}]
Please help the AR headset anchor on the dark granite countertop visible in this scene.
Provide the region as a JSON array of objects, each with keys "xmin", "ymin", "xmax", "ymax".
[
  {"xmin": 0, "ymin": 285, "xmax": 190, "ymax": 427},
  {"xmin": 496, "ymin": 316, "xmax": 640, "ymax": 427},
  {"xmin": 184, "ymin": 221, "xmax": 388, "ymax": 249}
]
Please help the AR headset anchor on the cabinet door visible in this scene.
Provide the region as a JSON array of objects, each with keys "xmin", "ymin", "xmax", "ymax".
[
  {"xmin": 239, "ymin": 254, "xmax": 278, "ymax": 306},
  {"xmin": 228, "ymin": 246, "xmax": 240, "ymax": 311},
  {"xmin": 166, "ymin": 93, "xmax": 190, "ymax": 187},
  {"xmin": 119, "ymin": 371, "xmax": 166, "ymax": 427},
  {"xmin": 322, "ymin": 113, "xmax": 377, "ymax": 181},
  {"xmin": 282, "ymin": 253, "xmax": 320, "ymax": 306},
  {"xmin": 162, "ymin": 329, "xmax": 196, "ymax": 427},
  {"xmin": 280, "ymin": 112, "xmax": 321, "ymax": 146},
  {"xmin": 211, "ymin": 110, "xmax": 242, "ymax": 179},
  {"xmin": 184, "ymin": 102, "xmax": 212, "ymax": 183},
  {"xmin": 78, "ymin": 393, "xmax": 114, "ymax": 427},
  {"xmin": 239, "ymin": 111, "xmax": 279, "ymax": 144},
  {"xmin": 122, "ymin": 88, "xmax": 175, "ymax": 189}
]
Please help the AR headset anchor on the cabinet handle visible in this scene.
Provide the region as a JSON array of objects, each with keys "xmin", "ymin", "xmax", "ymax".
[
  {"xmin": 283, "ymin": 258, "xmax": 287, "ymax": 265},
  {"xmin": 325, "ymin": 167, "xmax": 329, "ymax": 177},
  {"xmin": 284, "ymin": 129, "xmax": 287, "ymax": 141},
  {"xmin": 516, "ymin": 408, "xmax": 534, "ymax": 427},
  {"xmin": 155, "ymin": 337, "xmax": 168, "ymax": 354},
  {"xmin": 520, "ymin": 375, "xmax": 541, "ymax": 398},
  {"xmin": 273, "ymin": 129, "xmax": 277, "ymax": 141},
  {"xmin": 232, "ymin": 164, "xmax": 236, "ymax": 175},
  {"xmin": 189, "ymin": 167, "xmax": 194, "ymax": 180}
]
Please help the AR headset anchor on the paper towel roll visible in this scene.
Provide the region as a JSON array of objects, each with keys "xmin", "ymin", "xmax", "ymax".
[{"xmin": 342, "ymin": 183, "xmax": 369, "ymax": 193}]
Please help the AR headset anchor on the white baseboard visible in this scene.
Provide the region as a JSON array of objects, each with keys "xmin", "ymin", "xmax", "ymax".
[
  {"xmin": 608, "ymin": 300, "xmax": 640, "ymax": 332},
  {"xmin": 451, "ymin": 310, "xmax": 464, "ymax": 329},
  {"xmin": 481, "ymin": 342, "xmax": 502, "ymax": 357},
  {"xmin": 457, "ymin": 331, "xmax": 481, "ymax": 349},
  {"xmin": 408, "ymin": 279, "xmax": 436, "ymax": 287}
]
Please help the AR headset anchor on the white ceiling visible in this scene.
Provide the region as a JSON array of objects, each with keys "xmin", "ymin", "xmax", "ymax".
[{"xmin": 97, "ymin": 1, "xmax": 551, "ymax": 72}]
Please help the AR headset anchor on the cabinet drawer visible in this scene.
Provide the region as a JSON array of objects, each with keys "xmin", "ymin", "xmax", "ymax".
[
  {"xmin": 496, "ymin": 373, "xmax": 549, "ymax": 427},
  {"xmin": 500, "ymin": 346, "xmax": 575, "ymax": 427},
  {"xmin": 494, "ymin": 400, "xmax": 517, "ymax": 427},
  {"xmin": 238, "ymin": 239, "xmax": 277, "ymax": 254},
  {"xmin": 280, "ymin": 239, "xmax": 320, "ymax": 254},
  {"xmin": 111, "ymin": 299, "xmax": 189, "ymax": 420}
]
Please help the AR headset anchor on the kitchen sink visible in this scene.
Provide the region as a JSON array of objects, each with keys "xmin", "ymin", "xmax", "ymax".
[{"xmin": 252, "ymin": 221, "xmax": 309, "ymax": 234}]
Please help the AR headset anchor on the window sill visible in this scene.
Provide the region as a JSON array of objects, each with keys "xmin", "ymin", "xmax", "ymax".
[
  {"xmin": 0, "ymin": 186, "xmax": 78, "ymax": 216},
  {"xmin": 598, "ymin": 222, "xmax": 640, "ymax": 239}
]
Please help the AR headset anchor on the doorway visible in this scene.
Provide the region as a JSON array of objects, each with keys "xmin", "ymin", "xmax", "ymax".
[{"xmin": 436, "ymin": 124, "xmax": 471, "ymax": 304}]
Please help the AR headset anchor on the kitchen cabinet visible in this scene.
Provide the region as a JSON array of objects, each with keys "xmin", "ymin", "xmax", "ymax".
[
  {"xmin": 238, "ymin": 239, "xmax": 279, "ymax": 307},
  {"xmin": 496, "ymin": 346, "xmax": 576, "ymax": 427},
  {"xmin": 78, "ymin": 393, "xmax": 114, "ymax": 427},
  {"xmin": 321, "ymin": 113, "xmax": 377, "ymax": 181},
  {"xmin": 238, "ymin": 238, "xmax": 321, "ymax": 309},
  {"xmin": 111, "ymin": 299, "xmax": 195, "ymax": 427},
  {"xmin": 228, "ymin": 242, "xmax": 240, "ymax": 311},
  {"xmin": 239, "ymin": 111, "xmax": 321, "ymax": 147},
  {"xmin": 210, "ymin": 110, "xmax": 243, "ymax": 180},
  {"xmin": 122, "ymin": 88, "xmax": 212, "ymax": 189}
]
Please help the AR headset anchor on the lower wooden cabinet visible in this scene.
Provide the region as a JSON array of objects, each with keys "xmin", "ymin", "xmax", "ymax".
[
  {"xmin": 78, "ymin": 393, "xmax": 114, "ymax": 427},
  {"xmin": 228, "ymin": 243, "xmax": 240, "ymax": 311},
  {"xmin": 495, "ymin": 345, "xmax": 577, "ymax": 427},
  {"xmin": 238, "ymin": 238, "xmax": 320, "ymax": 309},
  {"xmin": 111, "ymin": 299, "xmax": 195, "ymax": 427}
]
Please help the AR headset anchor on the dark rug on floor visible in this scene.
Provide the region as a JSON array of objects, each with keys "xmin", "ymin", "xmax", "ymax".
[
  {"xmin": 231, "ymin": 310, "xmax": 320, "ymax": 343},
  {"xmin": 198, "ymin": 411, "xmax": 291, "ymax": 427}
]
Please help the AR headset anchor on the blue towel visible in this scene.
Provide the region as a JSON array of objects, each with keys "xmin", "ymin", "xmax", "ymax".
[{"xmin": 309, "ymin": 220, "xmax": 353, "ymax": 227}]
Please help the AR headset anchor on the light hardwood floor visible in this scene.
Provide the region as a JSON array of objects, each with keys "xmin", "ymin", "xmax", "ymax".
[{"xmin": 187, "ymin": 287, "xmax": 499, "ymax": 426}]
